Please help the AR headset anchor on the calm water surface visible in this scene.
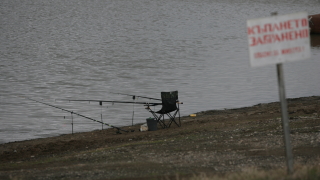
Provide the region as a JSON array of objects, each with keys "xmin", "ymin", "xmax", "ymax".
[{"xmin": 1, "ymin": 0, "xmax": 319, "ymax": 144}]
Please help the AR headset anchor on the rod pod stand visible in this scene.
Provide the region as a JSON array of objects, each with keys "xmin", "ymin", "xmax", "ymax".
[
  {"xmin": 71, "ymin": 112, "xmax": 74, "ymax": 135},
  {"xmin": 18, "ymin": 96, "xmax": 129, "ymax": 133},
  {"xmin": 100, "ymin": 101, "xmax": 103, "ymax": 130}
]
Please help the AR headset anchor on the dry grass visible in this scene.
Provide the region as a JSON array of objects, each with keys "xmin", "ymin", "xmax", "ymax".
[{"xmin": 186, "ymin": 165, "xmax": 320, "ymax": 180}]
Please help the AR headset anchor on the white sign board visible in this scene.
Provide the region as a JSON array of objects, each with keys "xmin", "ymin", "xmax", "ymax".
[{"xmin": 247, "ymin": 12, "xmax": 311, "ymax": 67}]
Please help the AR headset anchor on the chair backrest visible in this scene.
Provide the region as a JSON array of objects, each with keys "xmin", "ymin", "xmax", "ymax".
[{"xmin": 159, "ymin": 91, "xmax": 178, "ymax": 113}]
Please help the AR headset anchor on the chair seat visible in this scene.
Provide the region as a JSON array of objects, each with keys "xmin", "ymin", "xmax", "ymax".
[{"xmin": 155, "ymin": 109, "xmax": 176, "ymax": 114}]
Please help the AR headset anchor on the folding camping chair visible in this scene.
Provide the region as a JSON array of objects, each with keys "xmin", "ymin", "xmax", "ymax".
[{"xmin": 145, "ymin": 91, "xmax": 182, "ymax": 128}]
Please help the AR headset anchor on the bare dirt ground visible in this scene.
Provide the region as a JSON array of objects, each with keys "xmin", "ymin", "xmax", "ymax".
[{"xmin": 0, "ymin": 96, "xmax": 319, "ymax": 180}]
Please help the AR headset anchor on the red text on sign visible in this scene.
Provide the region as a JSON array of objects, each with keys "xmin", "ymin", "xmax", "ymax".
[
  {"xmin": 253, "ymin": 46, "xmax": 305, "ymax": 59},
  {"xmin": 247, "ymin": 18, "xmax": 308, "ymax": 35},
  {"xmin": 249, "ymin": 29, "xmax": 309, "ymax": 47},
  {"xmin": 281, "ymin": 46, "xmax": 304, "ymax": 55},
  {"xmin": 254, "ymin": 50, "xmax": 279, "ymax": 58}
]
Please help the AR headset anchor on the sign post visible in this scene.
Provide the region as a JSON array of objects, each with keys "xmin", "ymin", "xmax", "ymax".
[
  {"xmin": 277, "ymin": 62, "xmax": 293, "ymax": 174},
  {"xmin": 247, "ymin": 12, "xmax": 311, "ymax": 174}
]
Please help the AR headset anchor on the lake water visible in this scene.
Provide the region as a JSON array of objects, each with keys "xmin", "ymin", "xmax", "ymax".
[{"xmin": 1, "ymin": 0, "xmax": 319, "ymax": 144}]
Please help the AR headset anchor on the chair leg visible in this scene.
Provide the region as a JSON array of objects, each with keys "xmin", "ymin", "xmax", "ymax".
[
  {"xmin": 157, "ymin": 114, "xmax": 167, "ymax": 128},
  {"xmin": 166, "ymin": 113, "xmax": 173, "ymax": 127},
  {"xmin": 178, "ymin": 108, "xmax": 181, "ymax": 126},
  {"xmin": 166, "ymin": 109, "xmax": 181, "ymax": 127},
  {"xmin": 174, "ymin": 108, "xmax": 181, "ymax": 127}
]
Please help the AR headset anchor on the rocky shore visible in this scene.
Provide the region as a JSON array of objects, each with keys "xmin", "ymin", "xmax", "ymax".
[{"xmin": 0, "ymin": 96, "xmax": 319, "ymax": 180}]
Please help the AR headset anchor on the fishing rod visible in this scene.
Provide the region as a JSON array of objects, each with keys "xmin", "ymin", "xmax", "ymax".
[
  {"xmin": 58, "ymin": 98, "xmax": 162, "ymax": 127},
  {"xmin": 58, "ymin": 93, "xmax": 162, "ymax": 127},
  {"xmin": 110, "ymin": 92, "xmax": 162, "ymax": 101},
  {"xmin": 18, "ymin": 96, "xmax": 129, "ymax": 133},
  {"xmin": 57, "ymin": 99, "xmax": 162, "ymax": 106},
  {"xmin": 109, "ymin": 92, "xmax": 162, "ymax": 126}
]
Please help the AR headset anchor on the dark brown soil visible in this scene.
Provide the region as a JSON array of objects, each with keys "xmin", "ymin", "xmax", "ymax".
[{"xmin": 0, "ymin": 96, "xmax": 319, "ymax": 180}]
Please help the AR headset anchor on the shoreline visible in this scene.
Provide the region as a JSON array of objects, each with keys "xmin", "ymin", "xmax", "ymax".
[
  {"xmin": 0, "ymin": 95, "xmax": 319, "ymax": 179},
  {"xmin": 2, "ymin": 95, "xmax": 319, "ymax": 146}
]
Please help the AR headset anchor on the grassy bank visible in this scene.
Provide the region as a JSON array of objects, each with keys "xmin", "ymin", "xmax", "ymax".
[
  {"xmin": 189, "ymin": 165, "xmax": 320, "ymax": 180},
  {"xmin": 0, "ymin": 96, "xmax": 319, "ymax": 180}
]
